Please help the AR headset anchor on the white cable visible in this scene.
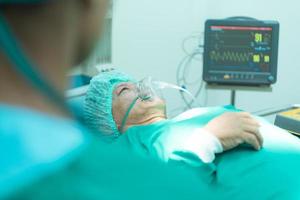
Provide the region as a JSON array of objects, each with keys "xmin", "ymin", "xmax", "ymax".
[
  {"xmin": 177, "ymin": 51, "xmax": 204, "ymax": 109},
  {"xmin": 175, "ymin": 32, "xmax": 206, "ymax": 111}
]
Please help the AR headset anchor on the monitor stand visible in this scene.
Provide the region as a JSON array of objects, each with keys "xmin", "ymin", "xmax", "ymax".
[{"xmin": 205, "ymin": 84, "xmax": 273, "ymax": 107}]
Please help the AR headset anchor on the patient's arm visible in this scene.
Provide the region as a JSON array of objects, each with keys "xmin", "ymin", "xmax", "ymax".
[
  {"xmin": 125, "ymin": 108, "xmax": 264, "ymax": 165},
  {"xmin": 176, "ymin": 128, "xmax": 223, "ymax": 163},
  {"xmin": 203, "ymin": 112, "xmax": 263, "ymax": 151},
  {"xmin": 170, "ymin": 112, "xmax": 263, "ymax": 164}
]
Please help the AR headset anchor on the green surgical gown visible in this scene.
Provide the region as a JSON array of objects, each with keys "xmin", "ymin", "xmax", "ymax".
[
  {"xmin": 120, "ymin": 106, "xmax": 300, "ymax": 199},
  {"xmin": 2, "ymin": 104, "xmax": 300, "ymax": 199}
]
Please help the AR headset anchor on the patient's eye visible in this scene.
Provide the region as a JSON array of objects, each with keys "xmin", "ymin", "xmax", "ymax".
[
  {"xmin": 120, "ymin": 87, "xmax": 129, "ymax": 95},
  {"xmin": 116, "ymin": 83, "xmax": 135, "ymax": 96},
  {"xmin": 117, "ymin": 86, "xmax": 130, "ymax": 96}
]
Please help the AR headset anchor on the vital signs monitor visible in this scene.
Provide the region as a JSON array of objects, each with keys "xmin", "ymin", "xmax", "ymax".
[{"xmin": 203, "ymin": 18, "xmax": 279, "ymax": 86}]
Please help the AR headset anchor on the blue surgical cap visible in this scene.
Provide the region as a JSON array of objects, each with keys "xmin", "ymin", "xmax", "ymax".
[{"xmin": 84, "ymin": 70, "xmax": 136, "ymax": 139}]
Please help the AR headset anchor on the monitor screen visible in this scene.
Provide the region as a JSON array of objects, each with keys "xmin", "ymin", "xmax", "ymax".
[
  {"xmin": 203, "ymin": 19, "xmax": 279, "ymax": 86},
  {"xmin": 208, "ymin": 25, "xmax": 272, "ymax": 72}
]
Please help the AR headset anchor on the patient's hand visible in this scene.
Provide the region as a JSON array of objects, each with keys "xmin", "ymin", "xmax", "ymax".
[{"xmin": 203, "ymin": 112, "xmax": 263, "ymax": 151}]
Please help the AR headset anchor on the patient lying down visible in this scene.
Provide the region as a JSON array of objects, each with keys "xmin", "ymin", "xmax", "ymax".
[
  {"xmin": 83, "ymin": 70, "xmax": 300, "ymax": 198},
  {"xmin": 83, "ymin": 70, "xmax": 265, "ymax": 164}
]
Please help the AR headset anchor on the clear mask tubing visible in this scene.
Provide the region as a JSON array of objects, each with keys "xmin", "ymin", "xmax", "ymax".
[
  {"xmin": 119, "ymin": 77, "xmax": 197, "ymax": 133},
  {"xmin": 137, "ymin": 77, "xmax": 197, "ymax": 102}
]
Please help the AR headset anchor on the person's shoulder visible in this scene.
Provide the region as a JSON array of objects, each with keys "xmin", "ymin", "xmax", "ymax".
[
  {"xmin": 121, "ymin": 120, "xmax": 171, "ymax": 146},
  {"xmin": 0, "ymin": 104, "xmax": 87, "ymax": 158},
  {"xmin": 0, "ymin": 104, "xmax": 88, "ymax": 199},
  {"xmin": 0, "ymin": 104, "xmax": 83, "ymax": 133}
]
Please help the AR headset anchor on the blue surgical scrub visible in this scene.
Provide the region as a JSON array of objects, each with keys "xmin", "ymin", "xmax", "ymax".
[{"xmin": 0, "ymin": 104, "xmax": 88, "ymax": 199}]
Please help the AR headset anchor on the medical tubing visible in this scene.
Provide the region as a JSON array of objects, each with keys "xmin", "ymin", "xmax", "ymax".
[
  {"xmin": 120, "ymin": 96, "xmax": 139, "ymax": 133},
  {"xmin": 0, "ymin": 13, "xmax": 70, "ymax": 113},
  {"xmin": 154, "ymin": 81, "xmax": 199, "ymax": 106},
  {"xmin": 176, "ymin": 52, "xmax": 203, "ymax": 109}
]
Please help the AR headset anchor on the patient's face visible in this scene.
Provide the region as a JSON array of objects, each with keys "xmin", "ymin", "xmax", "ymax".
[{"xmin": 112, "ymin": 82, "xmax": 166, "ymax": 131}]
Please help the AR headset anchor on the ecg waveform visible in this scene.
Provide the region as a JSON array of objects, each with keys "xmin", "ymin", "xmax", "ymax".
[{"xmin": 209, "ymin": 51, "xmax": 252, "ymax": 63}]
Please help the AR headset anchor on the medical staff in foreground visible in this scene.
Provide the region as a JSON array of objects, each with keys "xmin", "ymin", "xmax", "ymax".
[{"xmin": 0, "ymin": 1, "xmax": 218, "ymax": 199}]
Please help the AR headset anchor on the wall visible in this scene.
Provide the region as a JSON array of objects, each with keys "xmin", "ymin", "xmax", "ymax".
[{"xmin": 112, "ymin": 0, "xmax": 300, "ymax": 116}]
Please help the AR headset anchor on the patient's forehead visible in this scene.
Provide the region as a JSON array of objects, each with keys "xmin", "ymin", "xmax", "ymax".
[
  {"xmin": 115, "ymin": 82, "xmax": 134, "ymax": 89},
  {"xmin": 116, "ymin": 82, "xmax": 133, "ymax": 87}
]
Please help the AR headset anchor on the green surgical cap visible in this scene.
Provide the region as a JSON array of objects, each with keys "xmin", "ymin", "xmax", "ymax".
[{"xmin": 84, "ymin": 70, "xmax": 136, "ymax": 139}]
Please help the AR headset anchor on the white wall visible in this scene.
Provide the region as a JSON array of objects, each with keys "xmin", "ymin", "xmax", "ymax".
[{"xmin": 112, "ymin": 0, "xmax": 300, "ymax": 116}]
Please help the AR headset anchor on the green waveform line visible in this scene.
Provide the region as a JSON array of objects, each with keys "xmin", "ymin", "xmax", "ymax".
[{"xmin": 210, "ymin": 51, "xmax": 251, "ymax": 63}]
